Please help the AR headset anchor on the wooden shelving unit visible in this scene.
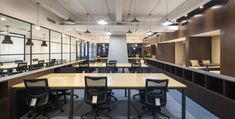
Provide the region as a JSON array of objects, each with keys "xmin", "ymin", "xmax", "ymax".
[{"xmin": 145, "ymin": 58, "xmax": 235, "ymax": 118}]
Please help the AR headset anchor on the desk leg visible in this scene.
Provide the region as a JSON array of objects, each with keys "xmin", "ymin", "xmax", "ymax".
[
  {"xmin": 123, "ymin": 67, "xmax": 127, "ymax": 97},
  {"xmin": 128, "ymin": 89, "xmax": 131, "ymax": 119},
  {"xmin": 182, "ymin": 89, "xmax": 186, "ymax": 119},
  {"xmin": 69, "ymin": 89, "xmax": 74, "ymax": 119}
]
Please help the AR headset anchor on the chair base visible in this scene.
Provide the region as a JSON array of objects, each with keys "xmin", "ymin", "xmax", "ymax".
[
  {"xmin": 138, "ymin": 106, "xmax": 170, "ymax": 119},
  {"xmin": 81, "ymin": 107, "xmax": 112, "ymax": 119}
]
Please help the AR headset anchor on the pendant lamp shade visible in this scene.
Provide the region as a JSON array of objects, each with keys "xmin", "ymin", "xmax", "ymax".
[
  {"xmin": 2, "ymin": 26, "xmax": 13, "ymax": 44},
  {"xmin": 41, "ymin": 41, "xmax": 47, "ymax": 47},
  {"xmin": 25, "ymin": 38, "xmax": 33, "ymax": 45}
]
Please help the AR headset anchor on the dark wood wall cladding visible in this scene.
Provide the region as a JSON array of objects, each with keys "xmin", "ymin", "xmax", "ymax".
[
  {"xmin": 156, "ymin": 43, "xmax": 175, "ymax": 63},
  {"xmin": 150, "ymin": 45, "xmax": 156, "ymax": 56},
  {"xmin": 145, "ymin": 0, "xmax": 235, "ymax": 77},
  {"xmin": 188, "ymin": 37, "xmax": 212, "ymax": 66},
  {"xmin": 221, "ymin": 0, "xmax": 235, "ymax": 77}
]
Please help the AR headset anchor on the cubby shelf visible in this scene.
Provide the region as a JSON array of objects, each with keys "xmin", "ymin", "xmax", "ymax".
[{"xmin": 145, "ymin": 58, "xmax": 235, "ymax": 102}]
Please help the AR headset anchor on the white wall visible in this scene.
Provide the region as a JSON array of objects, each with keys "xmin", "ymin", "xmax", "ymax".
[
  {"xmin": 175, "ymin": 42, "xmax": 185, "ymax": 65},
  {"xmin": 212, "ymin": 36, "xmax": 220, "ymax": 64},
  {"xmin": 108, "ymin": 35, "xmax": 128, "ymax": 63}
]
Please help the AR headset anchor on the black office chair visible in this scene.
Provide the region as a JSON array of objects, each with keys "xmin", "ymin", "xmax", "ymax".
[
  {"xmin": 77, "ymin": 62, "xmax": 90, "ymax": 73},
  {"xmin": 138, "ymin": 79, "xmax": 169, "ymax": 119},
  {"xmin": 30, "ymin": 60, "xmax": 45, "ymax": 71},
  {"xmin": 24, "ymin": 78, "xmax": 51, "ymax": 118},
  {"xmin": 24, "ymin": 78, "xmax": 64, "ymax": 118},
  {"xmin": 100, "ymin": 62, "xmax": 117, "ymax": 73},
  {"xmin": 108, "ymin": 60, "xmax": 117, "ymax": 63},
  {"xmin": 15, "ymin": 60, "xmax": 24, "ymax": 64},
  {"xmin": 33, "ymin": 58, "xmax": 39, "ymax": 62},
  {"xmin": 81, "ymin": 76, "xmax": 111, "ymax": 119},
  {"xmin": 16, "ymin": 62, "xmax": 28, "ymax": 73},
  {"xmin": 46, "ymin": 59, "xmax": 56, "ymax": 67},
  {"xmin": 129, "ymin": 62, "xmax": 141, "ymax": 73}
]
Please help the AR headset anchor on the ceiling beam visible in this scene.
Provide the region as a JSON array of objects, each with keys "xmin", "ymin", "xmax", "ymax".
[
  {"xmin": 168, "ymin": 0, "xmax": 210, "ymax": 20},
  {"xmin": 115, "ymin": 0, "xmax": 123, "ymax": 23}
]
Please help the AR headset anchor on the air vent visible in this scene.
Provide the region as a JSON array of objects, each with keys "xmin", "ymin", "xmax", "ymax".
[{"xmin": 47, "ymin": 18, "xmax": 56, "ymax": 24}]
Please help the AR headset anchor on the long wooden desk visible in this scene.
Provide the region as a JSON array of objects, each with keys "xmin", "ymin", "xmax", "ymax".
[
  {"xmin": 0, "ymin": 61, "xmax": 50, "ymax": 70},
  {"xmin": 12, "ymin": 73, "xmax": 187, "ymax": 119},
  {"xmin": 73, "ymin": 63, "xmax": 149, "ymax": 73}
]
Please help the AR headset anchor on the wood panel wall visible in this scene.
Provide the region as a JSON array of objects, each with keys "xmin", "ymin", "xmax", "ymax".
[
  {"xmin": 156, "ymin": 43, "xmax": 175, "ymax": 63},
  {"xmin": 144, "ymin": 1, "xmax": 235, "ymax": 77},
  {"xmin": 187, "ymin": 37, "xmax": 212, "ymax": 66}
]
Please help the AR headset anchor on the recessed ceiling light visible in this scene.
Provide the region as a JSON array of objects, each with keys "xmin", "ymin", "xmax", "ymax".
[
  {"xmin": 0, "ymin": 17, "xmax": 6, "ymax": 21},
  {"xmin": 97, "ymin": 19, "xmax": 108, "ymax": 25},
  {"xmin": 200, "ymin": 6, "xmax": 204, "ymax": 9},
  {"xmin": 35, "ymin": 25, "xmax": 41, "ymax": 30}
]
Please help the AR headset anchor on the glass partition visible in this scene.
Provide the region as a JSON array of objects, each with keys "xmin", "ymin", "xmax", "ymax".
[
  {"xmin": 31, "ymin": 26, "xmax": 49, "ymax": 62},
  {"xmin": 62, "ymin": 35, "xmax": 70, "ymax": 62},
  {"xmin": 50, "ymin": 31, "xmax": 62, "ymax": 63},
  {"xmin": 0, "ymin": 15, "xmax": 30, "ymax": 63},
  {"xmin": 71, "ymin": 37, "xmax": 77, "ymax": 61}
]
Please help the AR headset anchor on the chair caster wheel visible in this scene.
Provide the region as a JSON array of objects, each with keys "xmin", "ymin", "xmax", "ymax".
[{"xmin": 60, "ymin": 109, "xmax": 64, "ymax": 112}]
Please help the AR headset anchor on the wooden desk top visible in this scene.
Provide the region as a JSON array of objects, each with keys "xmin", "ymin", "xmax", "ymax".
[
  {"xmin": 12, "ymin": 73, "xmax": 186, "ymax": 89},
  {"xmin": 73, "ymin": 63, "xmax": 148, "ymax": 68}
]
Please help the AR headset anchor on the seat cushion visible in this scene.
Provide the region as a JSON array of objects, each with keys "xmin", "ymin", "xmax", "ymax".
[{"xmin": 190, "ymin": 60, "xmax": 200, "ymax": 67}]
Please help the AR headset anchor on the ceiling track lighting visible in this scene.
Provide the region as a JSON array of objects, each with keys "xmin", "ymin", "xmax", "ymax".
[
  {"xmin": 2, "ymin": 25, "xmax": 13, "ymax": 44},
  {"xmin": 41, "ymin": 34, "xmax": 47, "ymax": 47}
]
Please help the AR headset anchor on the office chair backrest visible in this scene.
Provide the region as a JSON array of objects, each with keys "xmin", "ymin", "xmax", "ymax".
[
  {"xmin": 0, "ymin": 62, "xmax": 3, "ymax": 66},
  {"xmin": 84, "ymin": 76, "xmax": 108, "ymax": 104},
  {"xmin": 51, "ymin": 59, "xmax": 56, "ymax": 63},
  {"xmin": 38, "ymin": 60, "xmax": 45, "ymax": 64},
  {"xmin": 16, "ymin": 62, "xmax": 27, "ymax": 72},
  {"xmin": 106, "ymin": 62, "xmax": 116, "ymax": 67},
  {"xmin": 33, "ymin": 58, "xmax": 38, "ymax": 62},
  {"xmin": 144, "ymin": 79, "xmax": 169, "ymax": 106},
  {"xmin": 131, "ymin": 63, "xmax": 141, "ymax": 68},
  {"xmin": 15, "ymin": 60, "xmax": 24, "ymax": 64},
  {"xmin": 79, "ymin": 62, "xmax": 89, "ymax": 68},
  {"xmin": 109, "ymin": 60, "xmax": 117, "ymax": 63},
  {"xmin": 24, "ymin": 78, "xmax": 50, "ymax": 106}
]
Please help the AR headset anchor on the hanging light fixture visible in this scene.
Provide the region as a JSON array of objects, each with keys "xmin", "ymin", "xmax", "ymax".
[
  {"xmin": 2, "ymin": 25, "xmax": 13, "ymax": 44},
  {"xmin": 131, "ymin": 0, "xmax": 140, "ymax": 23},
  {"xmin": 97, "ymin": 0, "xmax": 108, "ymax": 25},
  {"xmin": 85, "ymin": 13, "xmax": 91, "ymax": 33},
  {"xmin": 161, "ymin": 0, "xmax": 173, "ymax": 26},
  {"xmin": 127, "ymin": 13, "xmax": 132, "ymax": 34},
  {"xmin": 25, "ymin": 38, "xmax": 33, "ymax": 46},
  {"xmin": 63, "ymin": 0, "xmax": 77, "ymax": 25},
  {"xmin": 35, "ymin": 2, "xmax": 41, "ymax": 30},
  {"xmin": 41, "ymin": 34, "xmax": 47, "ymax": 47},
  {"xmin": 147, "ymin": 14, "xmax": 153, "ymax": 36}
]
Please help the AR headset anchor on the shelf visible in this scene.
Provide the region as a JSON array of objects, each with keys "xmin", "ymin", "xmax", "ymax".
[
  {"xmin": 165, "ymin": 64, "xmax": 170, "ymax": 72},
  {"xmin": 225, "ymin": 81, "xmax": 235, "ymax": 100},
  {"xmin": 170, "ymin": 66, "xmax": 176, "ymax": 74},
  {"xmin": 193, "ymin": 72, "xmax": 205, "ymax": 87},
  {"xmin": 206, "ymin": 76, "xmax": 224, "ymax": 95},
  {"xmin": 0, "ymin": 82, "xmax": 8, "ymax": 98},
  {"xmin": 183, "ymin": 69, "xmax": 193, "ymax": 82},
  {"xmin": 175, "ymin": 67, "xmax": 183, "ymax": 78}
]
